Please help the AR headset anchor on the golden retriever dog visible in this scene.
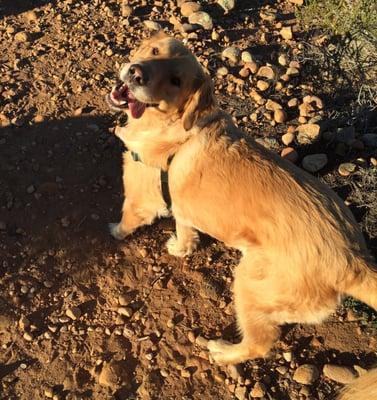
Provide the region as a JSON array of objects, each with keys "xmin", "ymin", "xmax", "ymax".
[{"xmin": 107, "ymin": 32, "xmax": 377, "ymax": 397}]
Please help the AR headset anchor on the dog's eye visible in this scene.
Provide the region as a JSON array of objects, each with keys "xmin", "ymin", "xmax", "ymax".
[
  {"xmin": 152, "ymin": 47, "xmax": 159, "ymax": 56},
  {"xmin": 171, "ymin": 76, "xmax": 181, "ymax": 87}
]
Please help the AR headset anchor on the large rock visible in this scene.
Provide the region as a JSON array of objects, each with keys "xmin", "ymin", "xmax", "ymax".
[
  {"xmin": 323, "ymin": 364, "xmax": 357, "ymax": 384},
  {"xmin": 361, "ymin": 134, "xmax": 377, "ymax": 147},
  {"xmin": 296, "ymin": 123, "xmax": 321, "ymax": 144},
  {"xmin": 336, "ymin": 126, "xmax": 355, "ymax": 144},
  {"xmin": 302, "ymin": 154, "xmax": 328, "ymax": 172},
  {"xmin": 293, "ymin": 364, "xmax": 319, "ymax": 385},
  {"xmin": 188, "ymin": 11, "xmax": 213, "ymax": 29},
  {"xmin": 14, "ymin": 31, "xmax": 31, "ymax": 43},
  {"xmin": 217, "ymin": 0, "xmax": 235, "ymax": 13},
  {"xmin": 222, "ymin": 46, "xmax": 241, "ymax": 64},
  {"xmin": 257, "ymin": 66, "xmax": 275, "ymax": 80},
  {"xmin": 266, "ymin": 99, "xmax": 282, "ymax": 111},
  {"xmin": 180, "ymin": 2, "xmax": 201, "ymax": 17},
  {"xmin": 274, "ymin": 109, "xmax": 287, "ymax": 123},
  {"xmin": 143, "ymin": 20, "xmax": 162, "ymax": 31}
]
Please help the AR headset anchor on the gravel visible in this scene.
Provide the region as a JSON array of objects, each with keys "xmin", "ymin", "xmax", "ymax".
[{"xmin": 0, "ymin": 1, "xmax": 376, "ymax": 399}]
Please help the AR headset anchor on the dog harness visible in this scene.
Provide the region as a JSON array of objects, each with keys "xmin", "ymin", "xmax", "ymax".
[{"xmin": 130, "ymin": 151, "xmax": 172, "ymax": 208}]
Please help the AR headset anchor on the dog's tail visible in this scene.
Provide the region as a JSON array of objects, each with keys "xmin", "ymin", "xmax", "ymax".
[
  {"xmin": 337, "ymin": 368, "xmax": 377, "ymax": 400},
  {"xmin": 342, "ymin": 256, "xmax": 377, "ymax": 312}
]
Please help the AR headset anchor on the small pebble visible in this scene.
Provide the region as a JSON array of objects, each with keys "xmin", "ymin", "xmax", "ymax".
[
  {"xmin": 217, "ymin": 67, "xmax": 229, "ymax": 76},
  {"xmin": 282, "ymin": 132, "xmax": 295, "ymax": 146},
  {"xmin": 117, "ymin": 307, "xmax": 133, "ymax": 317},
  {"xmin": 288, "ymin": 98, "xmax": 299, "ymax": 107},
  {"xmin": 280, "ymin": 26, "xmax": 293, "ymax": 40},
  {"xmin": 187, "ymin": 331, "xmax": 196, "ymax": 343},
  {"xmin": 66, "ymin": 306, "xmax": 81, "ymax": 320},
  {"xmin": 256, "ymin": 80, "xmax": 269, "ymax": 91},
  {"xmin": 241, "ymin": 51, "xmax": 253, "ymax": 63},
  {"xmin": 234, "ymin": 385, "xmax": 247, "ymax": 400},
  {"xmin": 23, "ymin": 332, "xmax": 33, "ymax": 341},
  {"xmin": 283, "ymin": 351, "xmax": 292, "ymax": 362},
  {"xmin": 15, "ymin": 31, "xmax": 30, "ymax": 43},
  {"xmin": 278, "ymin": 54, "xmax": 288, "ymax": 66},
  {"xmin": 217, "ymin": 0, "xmax": 235, "ymax": 13},
  {"xmin": 26, "ymin": 185, "xmax": 35, "ymax": 194},
  {"xmin": 19, "ymin": 316, "xmax": 30, "ymax": 330},
  {"xmin": 274, "ymin": 109, "xmax": 287, "ymax": 123},
  {"xmin": 181, "ymin": 369, "xmax": 191, "ymax": 378},
  {"xmin": 121, "ymin": 3, "xmax": 132, "ymax": 17},
  {"xmin": 250, "ymin": 381, "xmax": 266, "ymax": 398},
  {"xmin": 44, "ymin": 387, "xmax": 54, "ymax": 398},
  {"xmin": 160, "ymin": 369, "xmax": 169, "ymax": 378},
  {"xmin": 257, "ymin": 66, "xmax": 275, "ymax": 80},
  {"xmin": 338, "ymin": 163, "xmax": 356, "ymax": 177},
  {"xmin": 222, "ymin": 46, "xmax": 241, "ymax": 64},
  {"xmin": 143, "ymin": 20, "xmax": 162, "ymax": 31}
]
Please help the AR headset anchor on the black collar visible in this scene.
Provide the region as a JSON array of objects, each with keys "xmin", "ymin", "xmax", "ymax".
[{"xmin": 130, "ymin": 151, "xmax": 173, "ymax": 209}]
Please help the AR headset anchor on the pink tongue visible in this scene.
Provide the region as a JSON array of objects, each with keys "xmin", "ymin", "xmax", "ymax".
[{"xmin": 129, "ymin": 101, "xmax": 146, "ymax": 119}]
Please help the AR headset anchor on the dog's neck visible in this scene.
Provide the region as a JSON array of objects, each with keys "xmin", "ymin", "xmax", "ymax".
[
  {"xmin": 117, "ymin": 107, "xmax": 193, "ymax": 170},
  {"xmin": 115, "ymin": 104, "xmax": 229, "ymax": 170}
]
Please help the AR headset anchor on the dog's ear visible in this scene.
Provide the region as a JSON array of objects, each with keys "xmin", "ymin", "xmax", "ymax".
[
  {"xmin": 149, "ymin": 30, "xmax": 168, "ymax": 41},
  {"xmin": 182, "ymin": 74, "xmax": 215, "ymax": 131},
  {"xmin": 139, "ymin": 30, "xmax": 168, "ymax": 49}
]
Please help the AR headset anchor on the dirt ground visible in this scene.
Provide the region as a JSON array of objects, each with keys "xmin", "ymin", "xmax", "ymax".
[{"xmin": 1, "ymin": 1, "xmax": 377, "ymax": 399}]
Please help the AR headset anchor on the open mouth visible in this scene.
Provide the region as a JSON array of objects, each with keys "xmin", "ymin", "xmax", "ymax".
[{"xmin": 107, "ymin": 82, "xmax": 146, "ymax": 119}]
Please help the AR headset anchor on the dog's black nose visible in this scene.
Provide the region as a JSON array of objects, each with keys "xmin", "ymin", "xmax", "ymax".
[{"xmin": 128, "ymin": 64, "xmax": 148, "ymax": 86}]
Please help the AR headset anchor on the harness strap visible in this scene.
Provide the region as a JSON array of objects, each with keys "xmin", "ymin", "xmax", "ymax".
[
  {"xmin": 131, "ymin": 151, "xmax": 173, "ymax": 209},
  {"xmin": 160, "ymin": 169, "xmax": 171, "ymax": 209}
]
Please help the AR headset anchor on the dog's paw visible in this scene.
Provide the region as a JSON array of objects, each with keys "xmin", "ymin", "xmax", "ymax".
[
  {"xmin": 166, "ymin": 235, "xmax": 194, "ymax": 257},
  {"xmin": 109, "ymin": 223, "xmax": 128, "ymax": 240},
  {"xmin": 207, "ymin": 339, "xmax": 235, "ymax": 365}
]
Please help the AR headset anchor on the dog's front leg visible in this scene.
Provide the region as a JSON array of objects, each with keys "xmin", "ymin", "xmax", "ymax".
[
  {"xmin": 109, "ymin": 198, "xmax": 154, "ymax": 240},
  {"xmin": 166, "ymin": 219, "xmax": 199, "ymax": 257},
  {"xmin": 109, "ymin": 151, "xmax": 168, "ymax": 240}
]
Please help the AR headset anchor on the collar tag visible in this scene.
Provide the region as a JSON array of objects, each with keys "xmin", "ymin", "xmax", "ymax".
[{"xmin": 131, "ymin": 151, "xmax": 142, "ymax": 162}]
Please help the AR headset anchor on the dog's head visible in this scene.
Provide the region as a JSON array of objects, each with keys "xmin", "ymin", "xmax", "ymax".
[{"xmin": 107, "ymin": 32, "xmax": 215, "ymax": 130}]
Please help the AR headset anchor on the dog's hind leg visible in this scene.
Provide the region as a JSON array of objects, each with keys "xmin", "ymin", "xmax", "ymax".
[
  {"xmin": 208, "ymin": 312, "xmax": 279, "ymax": 365},
  {"xmin": 208, "ymin": 254, "xmax": 280, "ymax": 364}
]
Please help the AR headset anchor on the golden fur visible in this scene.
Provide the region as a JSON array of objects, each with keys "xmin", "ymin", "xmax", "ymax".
[
  {"xmin": 108, "ymin": 33, "xmax": 377, "ymax": 397},
  {"xmin": 338, "ymin": 368, "xmax": 377, "ymax": 400}
]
